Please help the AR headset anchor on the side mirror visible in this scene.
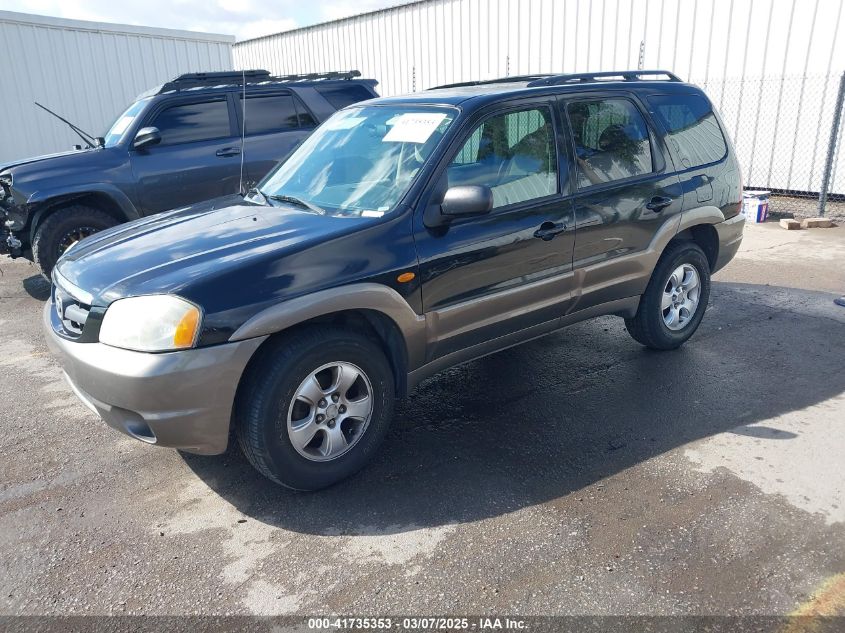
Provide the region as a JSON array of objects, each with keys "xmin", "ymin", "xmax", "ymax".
[
  {"xmin": 133, "ymin": 126, "xmax": 161, "ymax": 150},
  {"xmin": 441, "ymin": 185, "xmax": 494, "ymax": 217}
]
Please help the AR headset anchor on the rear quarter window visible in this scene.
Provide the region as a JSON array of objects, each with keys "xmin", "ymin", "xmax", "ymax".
[
  {"xmin": 316, "ymin": 84, "xmax": 376, "ymax": 109},
  {"xmin": 648, "ymin": 94, "xmax": 728, "ymax": 169}
]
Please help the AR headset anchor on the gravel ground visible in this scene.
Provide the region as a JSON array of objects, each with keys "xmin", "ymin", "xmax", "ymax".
[{"xmin": 0, "ymin": 222, "xmax": 844, "ymax": 620}]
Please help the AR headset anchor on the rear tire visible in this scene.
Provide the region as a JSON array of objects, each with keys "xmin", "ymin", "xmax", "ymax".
[
  {"xmin": 625, "ymin": 241, "xmax": 711, "ymax": 350},
  {"xmin": 32, "ymin": 205, "xmax": 118, "ymax": 279},
  {"xmin": 235, "ymin": 326, "xmax": 395, "ymax": 491}
]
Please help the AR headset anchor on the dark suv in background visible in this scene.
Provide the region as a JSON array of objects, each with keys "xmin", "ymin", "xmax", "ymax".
[
  {"xmin": 45, "ymin": 70, "xmax": 744, "ymax": 490},
  {"xmin": 0, "ymin": 69, "xmax": 378, "ymax": 277}
]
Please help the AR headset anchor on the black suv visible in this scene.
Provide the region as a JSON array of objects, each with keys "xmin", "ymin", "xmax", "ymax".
[
  {"xmin": 0, "ymin": 69, "xmax": 378, "ymax": 277},
  {"xmin": 44, "ymin": 70, "xmax": 744, "ymax": 490}
]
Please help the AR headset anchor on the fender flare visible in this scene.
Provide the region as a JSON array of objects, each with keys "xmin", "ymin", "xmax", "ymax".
[
  {"xmin": 230, "ymin": 283, "xmax": 428, "ymax": 373},
  {"xmin": 676, "ymin": 205, "xmax": 725, "ymax": 233},
  {"xmin": 646, "ymin": 205, "xmax": 725, "ymax": 257},
  {"xmin": 27, "ymin": 184, "xmax": 140, "ymax": 239}
]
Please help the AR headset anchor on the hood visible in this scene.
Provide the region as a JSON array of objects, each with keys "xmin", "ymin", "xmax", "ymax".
[
  {"xmin": 55, "ymin": 195, "xmax": 370, "ymax": 305},
  {"xmin": 0, "ymin": 148, "xmax": 97, "ymax": 174},
  {"xmin": 1, "ymin": 147, "xmax": 126, "ymax": 201}
]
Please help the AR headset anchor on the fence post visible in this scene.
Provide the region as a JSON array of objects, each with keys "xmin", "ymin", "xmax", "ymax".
[{"xmin": 818, "ymin": 71, "xmax": 845, "ymax": 217}]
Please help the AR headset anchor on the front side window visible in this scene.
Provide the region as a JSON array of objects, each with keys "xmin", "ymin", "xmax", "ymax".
[
  {"xmin": 568, "ymin": 98, "xmax": 653, "ymax": 188},
  {"xmin": 151, "ymin": 99, "xmax": 231, "ymax": 145},
  {"xmin": 648, "ymin": 93, "xmax": 728, "ymax": 168},
  {"xmin": 447, "ymin": 107, "xmax": 558, "ymax": 208},
  {"xmin": 258, "ymin": 106, "xmax": 457, "ymax": 217}
]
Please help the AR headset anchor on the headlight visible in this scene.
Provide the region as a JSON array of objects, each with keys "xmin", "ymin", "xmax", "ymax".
[{"xmin": 99, "ymin": 295, "xmax": 201, "ymax": 352}]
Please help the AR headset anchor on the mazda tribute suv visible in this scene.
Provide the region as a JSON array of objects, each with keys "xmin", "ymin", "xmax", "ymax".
[{"xmin": 44, "ymin": 70, "xmax": 744, "ymax": 490}]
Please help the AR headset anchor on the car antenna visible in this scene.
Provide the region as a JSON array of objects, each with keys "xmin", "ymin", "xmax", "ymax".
[
  {"xmin": 34, "ymin": 101, "xmax": 99, "ymax": 149},
  {"xmin": 238, "ymin": 69, "xmax": 247, "ymax": 196}
]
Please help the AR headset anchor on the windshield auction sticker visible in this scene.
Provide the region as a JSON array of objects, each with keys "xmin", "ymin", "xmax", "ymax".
[{"xmin": 383, "ymin": 113, "xmax": 448, "ymax": 144}]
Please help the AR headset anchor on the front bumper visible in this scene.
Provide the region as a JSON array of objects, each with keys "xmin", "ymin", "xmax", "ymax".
[
  {"xmin": 713, "ymin": 212, "xmax": 745, "ymax": 273},
  {"xmin": 43, "ymin": 301, "xmax": 267, "ymax": 455},
  {"xmin": 1, "ymin": 191, "xmax": 28, "ymax": 257}
]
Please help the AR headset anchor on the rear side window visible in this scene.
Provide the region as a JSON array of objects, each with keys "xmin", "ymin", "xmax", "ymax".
[
  {"xmin": 648, "ymin": 94, "xmax": 728, "ymax": 168},
  {"xmin": 239, "ymin": 94, "xmax": 315, "ymax": 135},
  {"xmin": 447, "ymin": 107, "xmax": 558, "ymax": 209},
  {"xmin": 151, "ymin": 99, "xmax": 231, "ymax": 145},
  {"xmin": 316, "ymin": 84, "xmax": 375, "ymax": 109},
  {"xmin": 567, "ymin": 98, "xmax": 653, "ymax": 188}
]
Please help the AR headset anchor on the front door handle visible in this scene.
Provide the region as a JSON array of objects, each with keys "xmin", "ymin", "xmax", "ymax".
[
  {"xmin": 646, "ymin": 196, "xmax": 673, "ymax": 212},
  {"xmin": 216, "ymin": 147, "xmax": 241, "ymax": 157},
  {"xmin": 533, "ymin": 221, "xmax": 567, "ymax": 241}
]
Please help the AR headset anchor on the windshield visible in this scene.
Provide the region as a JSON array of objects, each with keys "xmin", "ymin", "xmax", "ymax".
[
  {"xmin": 102, "ymin": 98, "xmax": 150, "ymax": 148},
  {"xmin": 257, "ymin": 105, "xmax": 457, "ymax": 217}
]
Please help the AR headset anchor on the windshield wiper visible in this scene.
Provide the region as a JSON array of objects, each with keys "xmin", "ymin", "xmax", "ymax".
[{"xmin": 267, "ymin": 194, "xmax": 325, "ymax": 215}]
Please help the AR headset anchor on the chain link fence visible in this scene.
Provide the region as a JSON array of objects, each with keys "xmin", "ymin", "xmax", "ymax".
[{"xmin": 702, "ymin": 72, "xmax": 845, "ymax": 219}]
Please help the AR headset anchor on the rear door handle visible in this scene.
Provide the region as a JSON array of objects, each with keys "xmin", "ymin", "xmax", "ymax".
[
  {"xmin": 533, "ymin": 221, "xmax": 567, "ymax": 241},
  {"xmin": 216, "ymin": 147, "xmax": 241, "ymax": 157},
  {"xmin": 645, "ymin": 196, "xmax": 673, "ymax": 212}
]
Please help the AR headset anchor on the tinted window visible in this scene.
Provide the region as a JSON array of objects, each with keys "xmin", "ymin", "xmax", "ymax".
[
  {"xmin": 568, "ymin": 98, "xmax": 653, "ymax": 188},
  {"xmin": 152, "ymin": 100, "xmax": 231, "ymax": 145},
  {"xmin": 239, "ymin": 94, "xmax": 303, "ymax": 135},
  {"xmin": 648, "ymin": 94, "xmax": 728, "ymax": 168},
  {"xmin": 316, "ymin": 84, "xmax": 375, "ymax": 109},
  {"xmin": 448, "ymin": 107, "xmax": 558, "ymax": 208},
  {"xmin": 294, "ymin": 97, "xmax": 318, "ymax": 127}
]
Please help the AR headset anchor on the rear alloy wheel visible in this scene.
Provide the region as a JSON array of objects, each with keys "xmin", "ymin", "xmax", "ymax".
[
  {"xmin": 661, "ymin": 263, "xmax": 702, "ymax": 331},
  {"xmin": 236, "ymin": 326, "xmax": 395, "ymax": 490},
  {"xmin": 625, "ymin": 241, "xmax": 711, "ymax": 350},
  {"xmin": 32, "ymin": 205, "xmax": 118, "ymax": 279}
]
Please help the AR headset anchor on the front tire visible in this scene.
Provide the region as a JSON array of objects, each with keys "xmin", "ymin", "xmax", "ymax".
[
  {"xmin": 235, "ymin": 326, "xmax": 395, "ymax": 491},
  {"xmin": 625, "ymin": 241, "xmax": 711, "ymax": 350},
  {"xmin": 32, "ymin": 205, "xmax": 118, "ymax": 279}
]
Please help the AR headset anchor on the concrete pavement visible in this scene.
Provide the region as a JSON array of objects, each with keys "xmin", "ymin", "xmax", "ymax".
[{"xmin": 1, "ymin": 222, "xmax": 843, "ymax": 617}]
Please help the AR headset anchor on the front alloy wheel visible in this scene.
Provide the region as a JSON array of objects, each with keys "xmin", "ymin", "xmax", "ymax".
[
  {"xmin": 236, "ymin": 326, "xmax": 395, "ymax": 490},
  {"xmin": 57, "ymin": 225, "xmax": 98, "ymax": 257},
  {"xmin": 288, "ymin": 362, "xmax": 374, "ymax": 461}
]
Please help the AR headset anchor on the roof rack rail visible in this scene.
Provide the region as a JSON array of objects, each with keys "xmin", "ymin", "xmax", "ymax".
[
  {"xmin": 429, "ymin": 74, "xmax": 554, "ymax": 90},
  {"xmin": 527, "ymin": 69, "xmax": 682, "ymax": 86},
  {"xmin": 155, "ymin": 69, "xmax": 363, "ymax": 94}
]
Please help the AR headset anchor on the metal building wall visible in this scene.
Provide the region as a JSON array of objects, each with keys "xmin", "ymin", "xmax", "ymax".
[
  {"xmin": 233, "ymin": 0, "xmax": 845, "ymax": 196},
  {"xmin": 0, "ymin": 11, "xmax": 234, "ymax": 164},
  {"xmin": 233, "ymin": 0, "xmax": 845, "ymax": 97}
]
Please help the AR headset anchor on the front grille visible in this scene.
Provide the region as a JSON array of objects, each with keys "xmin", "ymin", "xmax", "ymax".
[{"xmin": 53, "ymin": 285, "xmax": 91, "ymax": 338}]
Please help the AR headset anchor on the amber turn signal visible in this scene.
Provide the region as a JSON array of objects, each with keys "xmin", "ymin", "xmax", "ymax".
[
  {"xmin": 173, "ymin": 306, "xmax": 201, "ymax": 348},
  {"xmin": 396, "ymin": 272, "xmax": 416, "ymax": 283}
]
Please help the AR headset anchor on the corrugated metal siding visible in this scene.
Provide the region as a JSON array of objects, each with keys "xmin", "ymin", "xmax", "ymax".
[
  {"xmin": 0, "ymin": 11, "xmax": 234, "ymax": 163},
  {"xmin": 234, "ymin": 0, "xmax": 845, "ymax": 95},
  {"xmin": 233, "ymin": 0, "xmax": 845, "ymax": 194}
]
